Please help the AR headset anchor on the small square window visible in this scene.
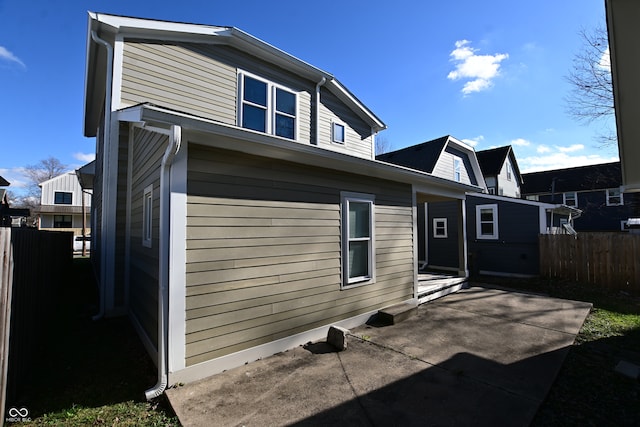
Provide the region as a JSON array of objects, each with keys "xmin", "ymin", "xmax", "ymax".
[
  {"xmin": 142, "ymin": 185, "xmax": 153, "ymax": 248},
  {"xmin": 433, "ymin": 218, "xmax": 447, "ymax": 238},
  {"xmin": 606, "ymin": 188, "xmax": 623, "ymax": 206},
  {"xmin": 563, "ymin": 192, "xmax": 577, "ymax": 207},
  {"xmin": 332, "ymin": 122, "xmax": 345, "ymax": 144}
]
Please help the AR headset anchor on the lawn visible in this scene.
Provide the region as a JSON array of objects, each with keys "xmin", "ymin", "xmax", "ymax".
[{"xmin": 10, "ymin": 260, "xmax": 639, "ymax": 426}]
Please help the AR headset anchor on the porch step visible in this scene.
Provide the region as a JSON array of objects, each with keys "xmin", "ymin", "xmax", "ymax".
[{"xmin": 377, "ymin": 302, "xmax": 418, "ymax": 325}]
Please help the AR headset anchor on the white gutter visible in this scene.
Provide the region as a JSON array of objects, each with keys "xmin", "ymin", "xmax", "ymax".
[
  {"xmin": 90, "ymin": 30, "xmax": 113, "ymax": 321},
  {"xmin": 314, "ymin": 77, "xmax": 326, "ymax": 145},
  {"xmin": 145, "ymin": 124, "xmax": 182, "ymax": 400}
]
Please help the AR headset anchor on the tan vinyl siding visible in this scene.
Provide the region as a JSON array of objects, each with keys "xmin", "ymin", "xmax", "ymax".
[
  {"xmin": 185, "ymin": 144, "xmax": 413, "ymax": 366},
  {"xmin": 128, "ymin": 127, "xmax": 166, "ymax": 349},
  {"xmin": 432, "ymin": 151, "xmax": 473, "ymax": 185},
  {"xmin": 317, "ymin": 89, "xmax": 374, "ymax": 159}
]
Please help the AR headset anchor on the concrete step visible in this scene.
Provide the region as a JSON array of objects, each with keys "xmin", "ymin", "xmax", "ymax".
[{"xmin": 377, "ymin": 302, "xmax": 418, "ymax": 325}]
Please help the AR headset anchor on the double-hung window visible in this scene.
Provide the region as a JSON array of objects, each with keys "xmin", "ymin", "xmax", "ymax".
[
  {"xmin": 433, "ymin": 218, "xmax": 448, "ymax": 238},
  {"xmin": 342, "ymin": 192, "xmax": 375, "ymax": 287},
  {"xmin": 606, "ymin": 188, "xmax": 623, "ymax": 206},
  {"xmin": 238, "ymin": 72, "xmax": 297, "ymax": 140},
  {"xmin": 142, "ymin": 185, "xmax": 153, "ymax": 248},
  {"xmin": 563, "ymin": 192, "xmax": 577, "ymax": 207},
  {"xmin": 453, "ymin": 157, "xmax": 462, "ymax": 182},
  {"xmin": 476, "ymin": 204, "xmax": 498, "ymax": 239}
]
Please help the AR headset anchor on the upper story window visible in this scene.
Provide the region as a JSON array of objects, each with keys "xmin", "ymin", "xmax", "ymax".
[
  {"xmin": 54, "ymin": 191, "xmax": 72, "ymax": 205},
  {"xmin": 238, "ymin": 72, "xmax": 297, "ymax": 140},
  {"xmin": 341, "ymin": 192, "xmax": 375, "ymax": 288},
  {"xmin": 453, "ymin": 156, "xmax": 462, "ymax": 182},
  {"xmin": 506, "ymin": 161, "xmax": 513, "ymax": 181},
  {"xmin": 606, "ymin": 188, "xmax": 623, "ymax": 206},
  {"xmin": 332, "ymin": 122, "xmax": 345, "ymax": 144},
  {"xmin": 476, "ymin": 204, "xmax": 498, "ymax": 239},
  {"xmin": 563, "ymin": 192, "xmax": 577, "ymax": 207}
]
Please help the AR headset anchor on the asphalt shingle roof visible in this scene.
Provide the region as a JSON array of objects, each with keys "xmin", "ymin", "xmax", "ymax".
[{"xmin": 521, "ymin": 161, "xmax": 622, "ymax": 194}]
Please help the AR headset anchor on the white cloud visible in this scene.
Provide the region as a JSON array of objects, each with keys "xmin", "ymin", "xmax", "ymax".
[
  {"xmin": 74, "ymin": 152, "xmax": 96, "ymax": 163},
  {"xmin": 510, "ymin": 138, "xmax": 531, "ymax": 147},
  {"xmin": 537, "ymin": 145, "xmax": 551, "ymax": 153},
  {"xmin": 447, "ymin": 40, "xmax": 509, "ymax": 95},
  {"xmin": 0, "ymin": 167, "xmax": 29, "ymax": 189},
  {"xmin": 462, "ymin": 135, "xmax": 484, "ymax": 147},
  {"xmin": 555, "ymin": 144, "xmax": 584, "ymax": 153},
  {"xmin": 519, "ymin": 152, "xmax": 618, "ymax": 173},
  {"xmin": 0, "ymin": 46, "xmax": 25, "ymax": 68}
]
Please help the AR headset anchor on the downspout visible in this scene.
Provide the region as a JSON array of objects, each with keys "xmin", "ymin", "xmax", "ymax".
[
  {"xmin": 91, "ymin": 30, "xmax": 113, "ymax": 321},
  {"xmin": 145, "ymin": 124, "xmax": 182, "ymax": 400},
  {"xmin": 314, "ymin": 77, "xmax": 326, "ymax": 145}
]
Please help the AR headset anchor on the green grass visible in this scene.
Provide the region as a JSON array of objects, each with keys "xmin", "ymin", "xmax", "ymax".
[
  {"xmin": 472, "ymin": 275, "xmax": 640, "ymax": 426},
  {"xmin": 11, "ymin": 257, "xmax": 179, "ymax": 426}
]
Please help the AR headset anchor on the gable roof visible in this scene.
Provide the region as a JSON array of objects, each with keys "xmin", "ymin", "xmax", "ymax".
[
  {"xmin": 84, "ymin": 12, "xmax": 386, "ymax": 137},
  {"xmin": 0, "ymin": 176, "xmax": 9, "ymax": 187},
  {"xmin": 521, "ymin": 161, "xmax": 622, "ymax": 194},
  {"xmin": 376, "ymin": 136, "xmax": 449, "ymax": 173},
  {"xmin": 476, "ymin": 145, "xmax": 523, "ymax": 184}
]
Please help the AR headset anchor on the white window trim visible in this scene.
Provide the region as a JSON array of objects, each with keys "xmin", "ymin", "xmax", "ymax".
[
  {"xmin": 332, "ymin": 121, "xmax": 345, "ymax": 144},
  {"xmin": 237, "ymin": 70, "xmax": 299, "ymax": 140},
  {"xmin": 506, "ymin": 161, "xmax": 513, "ymax": 181},
  {"xmin": 563, "ymin": 191, "xmax": 577, "ymax": 207},
  {"xmin": 433, "ymin": 218, "xmax": 448, "ymax": 238},
  {"xmin": 606, "ymin": 188, "xmax": 624, "ymax": 206},
  {"xmin": 341, "ymin": 192, "xmax": 375, "ymax": 288},
  {"xmin": 453, "ymin": 156, "xmax": 462, "ymax": 182},
  {"xmin": 142, "ymin": 184, "xmax": 153, "ymax": 248},
  {"xmin": 476, "ymin": 204, "xmax": 498, "ymax": 240}
]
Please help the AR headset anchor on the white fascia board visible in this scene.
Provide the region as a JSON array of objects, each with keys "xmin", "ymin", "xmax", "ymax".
[
  {"xmin": 325, "ymin": 79, "xmax": 386, "ymax": 132},
  {"xmin": 466, "ymin": 191, "xmax": 558, "ymax": 208},
  {"xmin": 127, "ymin": 104, "xmax": 474, "ymax": 194},
  {"xmin": 446, "ymin": 136, "xmax": 488, "ymax": 192},
  {"xmin": 89, "ymin": 12, "xmax": 231, "ymax": 37}
]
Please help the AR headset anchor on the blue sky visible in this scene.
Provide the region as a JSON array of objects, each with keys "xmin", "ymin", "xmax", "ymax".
[{"xmin": 0, "ymin": 0, "xmax": 616, "ymax": 195}]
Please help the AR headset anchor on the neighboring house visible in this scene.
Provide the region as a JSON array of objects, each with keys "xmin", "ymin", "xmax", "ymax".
[
  {"xmin": 83, "ymin": 12, "xmax": 483, "ymax": 394},
  {"xmin": 606, "ymin": 0, "xmax": 640, "ymax": 193},
  {"xmin": 476, "ymin": 145, "xmax": 523, "ymax": 198},
  {"xmin": 521, "ymin": 162, "xmax": 639, "ymax": 231},
  {"xmin": 36, "ymin": 171, "xmax": 92, "ymax": 236},
  {"xmin": 379, "ymin": 138, "xmax": 579, "ymax": 277},
  {"xmin": 0, "ymin": 176, "xmax": 30, "ymax": 227},
  {"xmin": 427, "ymin": 194, "xmax": 579, "ymax": 277}
]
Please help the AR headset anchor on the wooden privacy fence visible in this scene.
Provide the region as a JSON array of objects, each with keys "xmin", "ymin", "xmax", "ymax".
[
  {"xmin": 0, "ymin": 228, "xmax": 72, "ymax": 423},
  {"xmin": 539, "ymin": 232, "xmax": 640, "ymax": 294}
]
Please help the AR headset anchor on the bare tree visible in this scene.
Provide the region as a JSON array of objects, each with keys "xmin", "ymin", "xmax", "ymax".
[
  {"xmin": 375, "ymin": 135, "xmax": 391, "ymax": 156},
  {"xmin": 23, "ymin": 156, "xmax": 67, "ymax": 198},
  {"xmin": 565, "ymin": 26, "xmax": 616, "ymax": 145}
]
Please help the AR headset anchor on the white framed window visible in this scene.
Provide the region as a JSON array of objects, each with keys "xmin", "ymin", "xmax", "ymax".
[
  {"xmin": 563, "ymin": 192, "xmax": 577, "ymax": 207},
  {"xmin": 341, "ymin": 192, "xmax": 375, "ymax": 287},
  {"xmin": 433, "ymin": 218, "xmax": 448, "ymax": 238},
  {"xmin": 476, "ymin": 204, "xmax": 498, "ymax": 239},
  {"xmin": 142, "ymin": 184, "xmax": 153, "ymax": 248},
  {"xmin": 453, "ymin": 156, "xmax": 462, "ymax": 182},
  {"xmin": 54, "ymin": 191, "xmax": 73, "ymax": 205},
  {"xmin": 606, "ymin": 188, "xmax": 623, "ymax": 206},
  {"xmin": 238, "ymin": 71, "xmax": 298, "ymax": 140},
  {"xmin": 506, "ymin": 161, "xmax": 513, "ymax": 181},
  {"xmin": 332, "ymin": 122, "xmax": 345, "ymax": 144},
  {"xmin": 525, "ymin": 195, "xmax": 539, "ymax": 201}
]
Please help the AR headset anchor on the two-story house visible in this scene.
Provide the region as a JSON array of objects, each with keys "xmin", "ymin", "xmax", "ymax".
[
  {"xmin": 521, "ymin": 161, "xmax": 639, "ymax": 231},
  {"xmin": 476, "ymin": 145, "xmax": 523, "ymax": 198},
  {"xmin": 36, "ymin": 171, "xmax": 92, "ymax": 236},
  {"xmin": 83, "ymin": 13, "xmax": 483, "ymax": 396}
]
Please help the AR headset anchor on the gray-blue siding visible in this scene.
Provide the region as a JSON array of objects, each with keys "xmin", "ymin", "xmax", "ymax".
[{"xmin": 423, "ymin": 201, "xmax": 459, "ymax": 269}]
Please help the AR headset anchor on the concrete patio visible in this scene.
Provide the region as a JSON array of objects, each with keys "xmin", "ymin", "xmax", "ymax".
[{"xmin": 166, "ymin": 285, "xmax": 592, "ymax": 426}]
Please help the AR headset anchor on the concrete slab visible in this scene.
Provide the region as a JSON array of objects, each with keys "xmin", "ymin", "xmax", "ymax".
[{"xmin": 166, "ymin": 285, "xmax": 592, "ymax": 426}]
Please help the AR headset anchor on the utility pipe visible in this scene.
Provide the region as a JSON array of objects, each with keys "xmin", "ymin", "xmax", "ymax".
[
  {"xmin": 314, "ymin": 77, "xmax": 326, "ymax": 145},
  {"xmin": 90, "ymin": 30, "xmax": 113, "ymax": 321},
  {"xmin": 145, "ymin": 124, "xmax": 182, "ymax": 400}
]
